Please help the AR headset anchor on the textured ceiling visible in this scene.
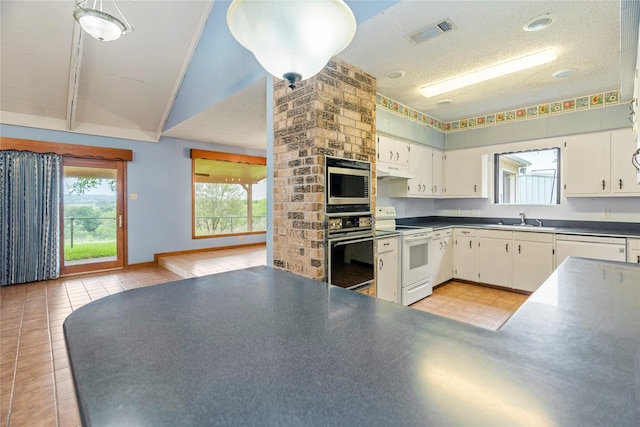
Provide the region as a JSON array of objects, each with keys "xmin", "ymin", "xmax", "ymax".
[{"xmin": 1, "ymin": 1, "xmax": 638, "ymax": 150}]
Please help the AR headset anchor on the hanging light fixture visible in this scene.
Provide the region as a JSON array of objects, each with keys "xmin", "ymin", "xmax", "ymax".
[
  {"xmin": 227, "ymin": 0, "xmax": 356, "ymax": 89},
  {"xmin": 73, "ymin": 0, "xmax": 133, "ymax": 42}
]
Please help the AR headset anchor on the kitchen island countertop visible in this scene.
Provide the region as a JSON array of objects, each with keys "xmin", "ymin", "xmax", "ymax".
[{"xmin": 64, "ymin": 258, "xmax": 640, "ymax": 426}]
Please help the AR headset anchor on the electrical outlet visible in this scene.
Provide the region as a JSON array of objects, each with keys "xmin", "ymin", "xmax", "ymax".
[
  {"xmin": 602, "ymin": 209, "xmax": 611, "ymax": 219},
  {"xmin": 130, "ymin": 193, "xmax": 138, "ymax": 200},
  {"xmin": 472, "ymin": 209, "xmax": 479, "ymax": 215}
]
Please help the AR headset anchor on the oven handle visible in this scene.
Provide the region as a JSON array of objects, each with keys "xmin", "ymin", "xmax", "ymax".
[{"xmin": 331, "ymin": 236, "xmax": 375, "ymax": 247}]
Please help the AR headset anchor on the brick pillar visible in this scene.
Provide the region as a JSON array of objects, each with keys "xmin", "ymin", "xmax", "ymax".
[{"xmin": 272, "ymin": 57, "xmax": 377, "ymax": 281}]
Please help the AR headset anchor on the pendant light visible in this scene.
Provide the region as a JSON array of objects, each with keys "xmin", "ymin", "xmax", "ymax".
[
  {"xmin": 227, "ymin": 0, "xmax": 356, "ymax": 89},
  {"xmin": 73, "ymin": 0, "xmax": 133, "ymax": 42}
]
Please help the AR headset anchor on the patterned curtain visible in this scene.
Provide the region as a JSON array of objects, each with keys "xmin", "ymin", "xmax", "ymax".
[{"xmin": 0, "ymin": 150, "xmax": 61, "ymax": 285}]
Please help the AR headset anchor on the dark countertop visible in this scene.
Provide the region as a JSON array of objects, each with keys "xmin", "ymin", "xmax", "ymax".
[
  {"xmin": 396, "ymin": 216, "xmax": 640, "ymax": 237},
  {"xmin": 64, "ymin": 260, "xmax": 640, "ymax": 426}
]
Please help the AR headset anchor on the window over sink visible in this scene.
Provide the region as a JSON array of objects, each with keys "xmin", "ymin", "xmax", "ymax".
[{"xmin": 494, "ymin": 148, "xmax": 560, "ymax": 205}]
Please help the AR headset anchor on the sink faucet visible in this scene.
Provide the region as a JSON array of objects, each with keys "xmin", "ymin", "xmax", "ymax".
[
  {"xmin": 535, "ymin": 219, "xmax": 543, "ymax": 227},
  {"xmin": 519, "ymin": 211, "xmax": 526, "ymax": 225}
]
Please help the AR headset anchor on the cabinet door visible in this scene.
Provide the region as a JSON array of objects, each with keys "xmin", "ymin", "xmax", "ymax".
[
  {"xmin": 611, "ymin": 128, "xmax": 640, "ymax": 195},
  {"xmin": 513, "ymin": 240, "xmax": 554, "ymax": 292},
  {"xmin": 563, "ymin": 132, "xmax": 611, "ymax": 195},
  {"xmin": 377, "ymin": 135, "xmax": 395, "ymax": 164},
  {"xmin": 455, "ymin": 235, "xmax": 476, "ymax": 281},
  {"xmin": 444, "ymin": 149, "xmax": 487, "ymax": 197},
  {"xmin": 432, "ymin": 150, "xmax": 444, "ymax": 196},
  {"xmin": 394, "ymin": 140, "xmax": 410, "ymax": 167},
  {"xmin": 408, "ymin": 144, "xmax": 429, "ymax": 196},
  {"xmin": 429, "ymin": 238, "xmax": 445, "ymax": 285},
  {"xmin": 477, "ymin": 237, "xmax": 513, "ymax": 287},
  {"xmin": 441, "ymin": 235, "xmax": 454, "ymax": 282},
  {"xmin": 377, "ymin": 237, "xmax": 398, "ymax": 303}
]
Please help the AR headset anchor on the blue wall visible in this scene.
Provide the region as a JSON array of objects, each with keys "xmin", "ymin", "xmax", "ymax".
[{"xmin": 1, "ymin": 124, "xmax": 267, "ymax": 264}]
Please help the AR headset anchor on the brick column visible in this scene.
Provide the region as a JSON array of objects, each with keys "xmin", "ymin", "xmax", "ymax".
[{"xmin": 272, "ymin": 58, "xmax": 376, "ymax": 281}]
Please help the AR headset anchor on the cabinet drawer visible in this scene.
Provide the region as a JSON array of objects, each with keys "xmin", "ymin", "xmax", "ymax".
[
  {"xmin": 628, "ymin": 238, "xmax": 640, "ymax": 250},
  {"xmin": 433, "ymin": 228, "xmax": 452, "ymax": 239},
  {"xmin": 513, "ymin": 232, "xmax": 554, "ymax": 243},
  {"xmin": 377, "ymin": 236, "xmax": 398, "ymax": 254},
  {"xmin": 478, "ymin": 229, "xmax": 512, "ymax": 239},
  {"xmin": 455, "ymin": 228, "xmax": 476, "ymax": 237}
]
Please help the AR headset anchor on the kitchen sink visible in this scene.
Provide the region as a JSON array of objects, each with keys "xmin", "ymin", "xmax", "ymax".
[{"xmin": 491, "ymin": 224, "xmax": 556, "ymax": 231}]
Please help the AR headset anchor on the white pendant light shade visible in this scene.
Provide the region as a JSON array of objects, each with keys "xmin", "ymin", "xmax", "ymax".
[
  {"xmin": 227, "ymin": 0, "xmax": 356, "ymax": 88},
  {"xmin": 73, "ymin": 1, "xmax": 133, "ymax": 42}
]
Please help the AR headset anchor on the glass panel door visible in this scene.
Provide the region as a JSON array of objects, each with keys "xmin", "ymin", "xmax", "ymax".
[{"xmin": 60, "ymin": 158, "xmax": 125, "ymax": 275}]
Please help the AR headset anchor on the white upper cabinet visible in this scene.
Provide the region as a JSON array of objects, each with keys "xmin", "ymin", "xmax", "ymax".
[
  {"xmin": 377, "ymin": 134, "xmax": 409, "ymax": 167},
  {"xmin": 563, "ymin": 129, "xmax": 640, "ymax": 197},
  {"xmin": 610, "ymin": 128, "xmax": 639, "ymax": 194},
  {"xmin": 387, "ymin": 142, "xmax": 444, "ymax": 198},
  {"xmin": 407, "ymin": 144, "xmax": 432, "ymax": 197},
  {"xmin": 443, "ymin": 148, "xmax": 488, "ymax": 198}
]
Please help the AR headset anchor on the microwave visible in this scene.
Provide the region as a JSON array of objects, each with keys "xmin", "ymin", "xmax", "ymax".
[{"xmin": 325, "ymin": 156, "xmax": 371, "ymax": 214}]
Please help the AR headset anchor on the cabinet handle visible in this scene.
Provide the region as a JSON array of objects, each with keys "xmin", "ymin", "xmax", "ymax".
[
  {"xmin": 433, "ymin": 185, "xmax": 437, "ymax": 193},
  {"xmin": 518, "ymin": 244, "xmax": 521, "ymax": 254},
  {"xmin": 637, "ymin": 255, "xmax": 639, "ymax": 264},
  {"xmin": 619, "ymin": 179, "xmax": 622, "ymax": 190},
  {"xmin": 389, "ymin": 151, "xmax": 393, "ymax": 161},
  {"xmin": 602, "ymin": 179, "xmax": 606, "ymax": 190},
  {"xmin": 379, "ymin": 259, "xmax": 384, "ymax": 270},
  {"xmin": 440, "ymin": 241, "xmax": 443, "ymax": 250},
  {"xmin": 444, "ymin": 241, "xmax": 447, "ymax": 249},
  {"xmin": 474, "ymin": 184, "xmax": 477, "ymax": 193},
  {"xmin": 396, "ymin": 152, "xmax": 399, "ymax": 161},
  {"xmin": 469, "ymin": 240, "xmax": 472, "ymax": 249},
  {"xmin": 505, "ymin": 243, "xmax": 509, "ymax": 253}
]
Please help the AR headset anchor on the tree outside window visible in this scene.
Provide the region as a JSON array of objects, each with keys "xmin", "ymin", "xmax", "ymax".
[{"xmin": 191, "ymin": 150, "xmax": 267, "ymax": 238}]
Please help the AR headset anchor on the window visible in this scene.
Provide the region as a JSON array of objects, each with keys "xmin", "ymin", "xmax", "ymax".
[
  {"xmin": 191, "ymin": 150, "xmax": 267, "ymax": 238},
  {"xmin": 494, "ymin": 148, "xmax": 560, "ymax": 205}
]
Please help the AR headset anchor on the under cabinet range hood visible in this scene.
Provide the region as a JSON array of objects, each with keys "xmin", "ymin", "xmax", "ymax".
[{"xmin": 376, "ymin": 163, "xmax": 413, "ymax": 180}]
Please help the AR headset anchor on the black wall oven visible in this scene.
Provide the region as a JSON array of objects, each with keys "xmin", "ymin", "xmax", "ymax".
[
  {"xmin": 327, "ymin": 214, "xmax": 374, "ymax": 291},
  {"xmin": 325, "ymin": 156, "xmax": 371, "ymax": 214}
]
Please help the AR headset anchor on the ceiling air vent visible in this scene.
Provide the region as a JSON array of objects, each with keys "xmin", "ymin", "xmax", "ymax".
[{"xmin": 405, "ymin": 18, "xmax": 457, "ymax": 45}]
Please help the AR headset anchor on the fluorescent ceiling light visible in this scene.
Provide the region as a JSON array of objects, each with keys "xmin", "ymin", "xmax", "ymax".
[{"xmin": 420, "ymin": 49, "xmax": 557, "ymax": 98}]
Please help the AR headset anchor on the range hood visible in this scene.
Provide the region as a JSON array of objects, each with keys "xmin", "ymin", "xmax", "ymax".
[{"xmin": 376, "ymin": 163, "xmax": 413, "ymax": 180}]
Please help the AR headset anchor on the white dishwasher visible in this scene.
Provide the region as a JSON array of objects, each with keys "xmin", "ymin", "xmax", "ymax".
[{"xmin": 555, "ymin": 234, "xmax": 626, "ymax": 266}]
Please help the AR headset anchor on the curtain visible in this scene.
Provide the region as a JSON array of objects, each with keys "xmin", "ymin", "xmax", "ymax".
[{"xmin": 1, "ymin": 150, "xmax": 61, "ymax": 285}]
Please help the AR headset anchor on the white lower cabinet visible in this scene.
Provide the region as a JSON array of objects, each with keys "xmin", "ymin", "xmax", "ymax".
[
  {"xmin": 473, "ymin": 229, "xmax": 554, "ymax": 293},
  {"xmin": 376, "ymin": 236, "xmax": 399, "ymax": 303},
  {"xmin": 430, "ymin": 228, "xmax": 453, "ymax": 285},
  {"xmin": 627, "ymin": 238, "xmax": 640, "ymax": 264},
  {"xmin": 512, "ymin": 232, "xmax": 555, "ymax": 292},
  {"xmin": 454, "ymin": 228, "xmax": 477, "ymax": 281},
  {"xmin": 477, "ymin": 230, "xmax": 513, "ymax": 288}
]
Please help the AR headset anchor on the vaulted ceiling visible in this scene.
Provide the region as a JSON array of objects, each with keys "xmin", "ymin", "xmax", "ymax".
[{"xmin": 1, "ymin": 1, "xmax": 639, "ymax": 151}]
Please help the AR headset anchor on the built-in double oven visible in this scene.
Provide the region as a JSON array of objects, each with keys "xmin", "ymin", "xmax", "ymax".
[{"xmin": 325, "ymin": 156, "xmax": 375, "ymax": 293}]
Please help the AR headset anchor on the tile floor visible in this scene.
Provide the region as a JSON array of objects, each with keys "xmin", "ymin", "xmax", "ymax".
[
  {"xmin": 2, "ymin": 245, "xmax": 527, "ymax": 426},
  {"xmin": 411, "ymin": 281, "xmax": 529, "ymax": 330}
]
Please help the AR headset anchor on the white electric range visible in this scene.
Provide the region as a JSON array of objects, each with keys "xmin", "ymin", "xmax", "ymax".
[{"xmin": 375, "ymin": 207, "xmax": 434, "ymax": 305}]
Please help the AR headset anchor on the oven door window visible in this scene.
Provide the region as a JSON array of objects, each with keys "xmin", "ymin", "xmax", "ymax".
[
  {"xmin": 329, "ymin": 238, "xmax": 374, "ymax": 289},
  {"xmin": 409, "ymin": 242, "xmax": 428, "ymax": 270},
  {"xmin": 329, "ymin": 172, "xmax": 367, "ymax": 199}
]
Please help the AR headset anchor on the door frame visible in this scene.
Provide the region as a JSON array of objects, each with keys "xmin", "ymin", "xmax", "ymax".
[{"xmin": 60, "ymin": 157, "xmax": 128, "ymax": 276}]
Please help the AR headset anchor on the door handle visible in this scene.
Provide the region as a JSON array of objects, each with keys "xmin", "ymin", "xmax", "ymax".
[{"xmin": 118, "ymin": 215, "xmax": 122, "ymax": 227}]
